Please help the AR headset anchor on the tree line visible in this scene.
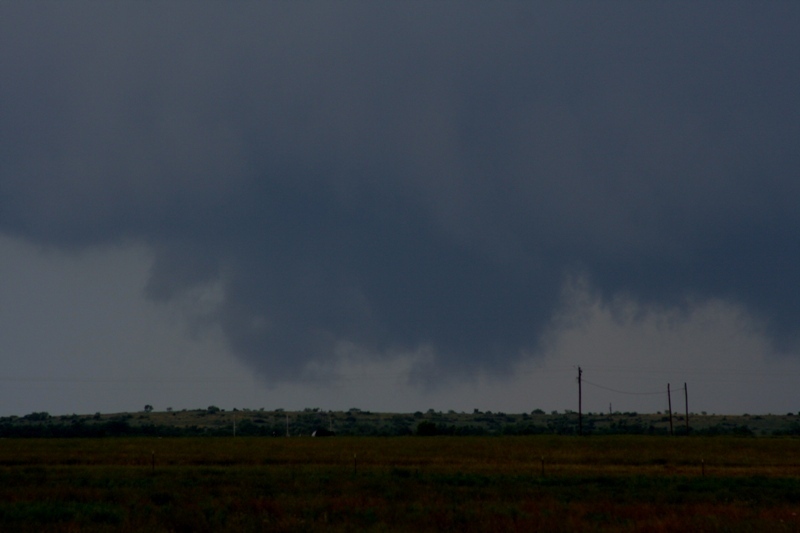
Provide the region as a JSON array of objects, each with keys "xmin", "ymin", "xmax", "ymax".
[{"xmin": 1, "ymin": 409, "xmax": 795, "ymax": 438}]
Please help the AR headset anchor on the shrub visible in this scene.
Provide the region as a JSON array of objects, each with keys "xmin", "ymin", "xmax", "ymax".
[
  {"xmin": 23, "ymin": 412, "xmax": 50, "ymax": 422},
  {"xmin": 416, "ymin": 421, "xmax": 438, "ymax": 436}
]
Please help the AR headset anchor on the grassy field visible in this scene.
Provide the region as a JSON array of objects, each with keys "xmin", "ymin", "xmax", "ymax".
[{"xmin": 0, "ymin": 435, "xmax": 799, "ymax": 531}]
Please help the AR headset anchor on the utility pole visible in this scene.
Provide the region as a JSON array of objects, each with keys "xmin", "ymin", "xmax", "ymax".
[
  {"xmin": 684, "ymin": 382, "xmax": 689, "ymax": 434},
  {"xmin": 667, "ymin": 383, "xmax": 674, "ymax": 436},
  {"xmin": 578, "ymin": 366, "xmax": 583, "ymax": 436}
]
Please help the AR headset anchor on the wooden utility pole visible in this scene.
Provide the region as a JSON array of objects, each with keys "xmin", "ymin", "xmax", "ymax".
[
  {"xmin": 667, "ymin": 383, "xmax": 674, "ymax": 436},
  {"xmin": 578, "ymin": 366, "xmax": 583, "ymax": 436},
  {"xmin": 684, "ymin": 383, "xmax": 689, "ymax": 434}
]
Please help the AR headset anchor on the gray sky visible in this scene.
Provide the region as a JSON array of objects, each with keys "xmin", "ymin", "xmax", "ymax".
[{"xmin": 1, "ymin": 2, "xmax": 799, "ymax": 416}]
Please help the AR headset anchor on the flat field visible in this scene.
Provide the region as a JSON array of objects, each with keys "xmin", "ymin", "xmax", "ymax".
[{"xmin": 0, "ymin": 436, "xmax": 798, "ymax": 532}]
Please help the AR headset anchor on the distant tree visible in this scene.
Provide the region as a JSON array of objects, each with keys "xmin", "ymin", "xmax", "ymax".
[
  {"xmin": 103, "ymin": 419, "xmax": 132, "ymax": 436},
  {"xmin": 23, "ymin": 412, "xmax": 50, "ymax": 422},
  {"xmin": 207, "ymin": 405, "xmax": 220, "ymax": 414},
  {"xmin": 144, "ymin": 405, "xmax": 153, "ymax": 413},
  {"xmin": 416, "ymin": 421, "xmax": 438, "ymax": 436}
]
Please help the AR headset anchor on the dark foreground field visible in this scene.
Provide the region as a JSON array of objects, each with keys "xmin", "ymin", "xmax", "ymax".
[{"xmin": 0, "ymin": 436, "xmax": 798, "ymax": 532}]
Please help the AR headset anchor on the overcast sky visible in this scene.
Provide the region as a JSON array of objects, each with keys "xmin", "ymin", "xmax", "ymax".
[{"xmin": 1, "ymin": 2, "xmax": 799, "ymax": 416}]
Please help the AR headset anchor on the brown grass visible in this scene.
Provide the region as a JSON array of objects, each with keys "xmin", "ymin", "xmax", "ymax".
[{"xmin": 0, "ymin": 436, "xmax": 798, "ymax": 531}]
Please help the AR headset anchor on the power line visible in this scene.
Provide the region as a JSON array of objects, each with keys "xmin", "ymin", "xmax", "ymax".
[{"xmin": 581, "ymin": 378, "xmax": 672, "ymax": 396}]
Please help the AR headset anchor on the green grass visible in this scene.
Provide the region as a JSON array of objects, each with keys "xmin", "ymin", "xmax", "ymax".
[{"xmin": 0, "ymin": 436, "xmax": 798, "ymax": 531}]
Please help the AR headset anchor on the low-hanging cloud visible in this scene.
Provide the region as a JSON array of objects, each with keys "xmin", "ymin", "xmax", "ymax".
[{"xmin": 2, "ymin": 3, "xmax": 799, "ymax": 381}]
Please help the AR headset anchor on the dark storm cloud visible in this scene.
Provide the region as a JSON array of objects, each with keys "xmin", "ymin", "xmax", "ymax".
[{"xmin": 2, "ymin": 2, "xmax": 800, "ymax": 379}]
